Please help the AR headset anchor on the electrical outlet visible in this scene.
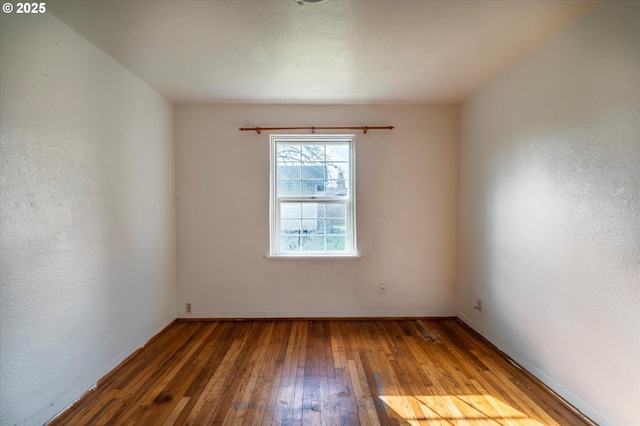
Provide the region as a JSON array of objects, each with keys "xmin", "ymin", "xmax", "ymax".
[
  {"xmin": 186, "ymin": 303, "xmax": 192, "ymax": 313},
  {"xmin": 379, "ymin": 283, "xmax": 386, "ymax": 294},
  {"xmin": 472, "ymin": 299, "xmax": 482, "ymax": 312}
]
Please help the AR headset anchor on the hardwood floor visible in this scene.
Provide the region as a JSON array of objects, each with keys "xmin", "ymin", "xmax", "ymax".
[{"xmin": 50, "ymin": 319, "xmax": 593, "ymax": 425}]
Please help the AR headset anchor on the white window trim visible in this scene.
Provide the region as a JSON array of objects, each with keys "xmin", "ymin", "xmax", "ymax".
[{"xmin": 269, "ymin": 134, "xmax": 358, "ymax": 257}]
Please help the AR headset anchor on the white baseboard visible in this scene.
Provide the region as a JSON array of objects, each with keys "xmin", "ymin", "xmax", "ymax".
[{"xmin": 178, "ymin": 309, "xmax": 457, "ymax": 319}]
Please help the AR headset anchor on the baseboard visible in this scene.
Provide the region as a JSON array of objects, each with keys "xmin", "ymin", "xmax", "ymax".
[
  {"xmin": 177, "ymin": 316, "xmax": 456, "ymax": 322},
  {"xmin": 177, "ymin": 309, "xmax": 457, "ymax": 319}
]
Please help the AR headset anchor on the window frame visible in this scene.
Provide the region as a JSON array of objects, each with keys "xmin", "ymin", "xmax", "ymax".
[{"xmin": 269, "ymin": 134, "xmax": 358, "ymax": 257}]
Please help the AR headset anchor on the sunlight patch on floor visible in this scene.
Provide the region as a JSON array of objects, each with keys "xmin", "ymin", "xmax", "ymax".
[{"xmin": 379, "ymin": 394, "xmax": 545, "ymax": 425}]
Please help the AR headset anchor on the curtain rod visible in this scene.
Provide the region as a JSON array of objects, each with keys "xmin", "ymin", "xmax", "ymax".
[{"xmin": 238, "ymin": 125, "xmax": 394, "ymax": 134}]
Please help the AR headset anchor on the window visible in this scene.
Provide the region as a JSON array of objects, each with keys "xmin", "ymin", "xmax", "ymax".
[{"xmin": 270, "ymin": 134, "xmax": 357, "ymax": 257}]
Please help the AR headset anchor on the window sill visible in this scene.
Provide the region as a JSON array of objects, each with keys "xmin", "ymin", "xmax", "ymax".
[{"xmin": 265, "ymin": 254, "xmax": 360, "ymax": 259}]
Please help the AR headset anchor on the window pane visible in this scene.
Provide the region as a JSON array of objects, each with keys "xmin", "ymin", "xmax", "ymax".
[
  {"xmin": 301, "ymin": 219, "xmax": 323, "ymax": 234},
  {"xmin": 278, "ymin": 164, "xmax": 300, "ymax": 179},
  {"xmin": 327, "ymin": 219, "xmax": 346, "ymax": 234},
  {"xmin": 326, "ymin": 162, "xmax": 348, "ymax": 197},
  {"xmin": 278, "ymin": 180, "xmax": 301, "ymax": 196},
  {"xmin": 326, "ymin": 236, "xmax": 346, "ymax": 251},
  {"xmin": 281, "ymin": 235, "xmax": 300, "ymax": 251},
  {"xmin": 281, "ymin": 203, "xmax": 301, "ymax": 218},
  {"xmin": 326, "ymin": 162, "xmax": 348, "ymax": 179},
  {"xmin": 326, "ymin": 144, "xmax": 349, "ymax": 162},
  {"xmin": 301, "ymin": 164, "xmax": 324, "ymax": 179},
  {"xmin": 277, "ymin": 144, "xmax": 301, "ymax": 163},
  {"xmin": 302, "ymin": 203, "xmax": 325, "ymax": 218},
  {"xmin": 281, "ymin": 219, "xmax": 301, "ymax": 234},
  {"xmin": 301, "ymin": 236, "xmax": 325, "ymax": 251},
  {"xmin": 302, "ymin": 145, "xmax": 324, "ymax": 162},
  {"xmin": 301, "ymin": 180, "xmax": 324, "ymax": 196},
  {"xmin": 326, "ymin": 204, "xmax": 346, "ymax": 218},
  {"xmin": 325, "ymin": 179, "xmax": 348, "ymax": 197}
]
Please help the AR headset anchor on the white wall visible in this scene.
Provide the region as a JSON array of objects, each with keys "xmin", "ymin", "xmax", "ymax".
[
  {"xmin": 0, "ymin": 13, "xmax": 176, "ymax": 426},
  {"xmin": 176, "ymin": 104, "xmax": 458, "ymax": 318},
  {"xmin": 458, "ymin": 2, "xmax": 640, "ymax": 425}
]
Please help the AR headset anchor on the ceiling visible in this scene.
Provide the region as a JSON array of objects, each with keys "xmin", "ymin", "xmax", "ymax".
[{"xmin": 49, "ymin": 0, "xmax": 597, "ymax": 104}]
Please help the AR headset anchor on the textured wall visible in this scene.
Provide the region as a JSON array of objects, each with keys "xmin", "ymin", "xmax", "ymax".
[
  {"xmin": 0, "ymin": 13, "xmax": 176, "ymax": 425},
  {"xmin": 458, "ymin": 2, "xmax": 640, "ymax": 425},
  {"xmin": 176, "ymin": 104, "xmax": 458, "ymax": 318}
]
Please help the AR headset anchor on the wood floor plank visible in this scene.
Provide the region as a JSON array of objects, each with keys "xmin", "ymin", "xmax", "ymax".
[
  {"xmin": 162, "ymin": 396, "xmax": 190, "ymax": 426},
  {"xmin": 49, "ymin": 319, "xmax": 594, "ymax": 426},
  {"xmin": 192, "ymin": 337, "xmax": 253, "ymax": 424},
  {"xmin": 142, "ymin": 323, "xmax": 219, "ymax": 406}
]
